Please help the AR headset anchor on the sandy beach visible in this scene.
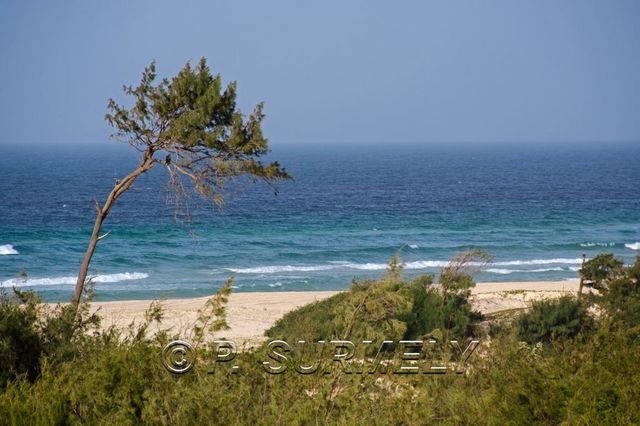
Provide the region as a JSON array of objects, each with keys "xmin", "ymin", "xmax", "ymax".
[{"xmin": 88, "ymin": 279, "xmax": 580, "ymax": 346}]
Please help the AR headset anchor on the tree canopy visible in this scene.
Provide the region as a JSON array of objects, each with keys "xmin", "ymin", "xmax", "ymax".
[{"xmin": 105, "ymin": 58, "xmax": 290, "ymax": 204}]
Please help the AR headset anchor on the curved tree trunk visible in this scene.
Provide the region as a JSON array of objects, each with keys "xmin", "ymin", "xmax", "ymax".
[{"xmin": 70, "ymin": 148, "xmax": 156, "ymax": 316}]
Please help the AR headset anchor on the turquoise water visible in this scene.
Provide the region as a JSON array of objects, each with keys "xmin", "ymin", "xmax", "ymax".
[{"xmin": 1, "ymin": 143, "xmax": 639, "ymax": 301}]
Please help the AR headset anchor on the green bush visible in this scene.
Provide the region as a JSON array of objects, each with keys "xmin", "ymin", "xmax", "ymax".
[
  {"xmin": 582, "ymin": 254, "xmax": 640, "ymax": 327},
  {"xmin": 515, "ymin": 295, "xmax": 593, "ymax": 344},
  {"xmin": 3, "ymin": 301, "xmax": 639, "ymax": 425},
  {"xmin": 267, "ymin": 252, "xmax": 485, "ymax": 347},
  {"xmin": 265, "ymin": 291, "xmax": 351, "ymax": 341},
  {"xmin": 266, "ymin": 274, "xmax": 414, "ymax": 353},
  {"xmin": 580, "ymin": 253, "xmax": 624, "ymax": 291},
  {"xmin": 4, "ymin": 252, "xmax": 640, "ymax": 424},
  {"xmin": 0, "ymin": 284, "xmax": 102, "ymax": 391},
  {"xmin": 0, "ymin": 290, "xmax": 44, "ymax": 388},
  {"xmin": 406, "ymin": 276, "xmax": 482, "ymax": 340},
  {"xmin": 407, "ymin": 250, "xmax": 489, "ymax": 340}
]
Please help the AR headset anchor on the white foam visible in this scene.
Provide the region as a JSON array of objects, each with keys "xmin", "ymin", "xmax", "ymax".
[
  {"xmin": 406, "ymin": 260, "xmax": 451, "ymax": 269},
  {"xmin": 485, "ymin": 268, "xmax": 513, "ymax": 275},
  {"xmin": 336, "ymin": 260, "xmax": 452, "ymax": 270},
  {"xmin": 492, "ymin": 258, "xmax": 583, "ymax": 266},
  {"xmin": 226, "ymin": 265, "xmax": 336, "ymax": 274},
  {"xmin": 580, "ymin": 242, "xmax": 615, "ymax": 247},
  {"xmin": 0, "ymin": 244, "xmax": 18, "ymax": 255},
  {"xmin": 269, "ymin": 282, "xmax": 283, "ymax": 288},
  {"xmin": 227, "ymin": 258, "xmax": 583, "ymax": 275},
  {"xmin": 625, "ymin": 242, "xmax": 640, "ymax": 250},
  {"xmin": 91, "ymin": 272, "xmax": 149, "ymax": 283},
  {"xmin": 485, "ymin": 267, "xmax": 565, "ymax": 275},
  {"xmin": 0, "ymin": 272, "xmax": 149, "ymax": 287},
  {"xmin": 407, "ymin": 259, "xmax": 581, "ymax": 268},
  {"xmin": 340, "ymin": 262, "xmax": 387, "ymax": 270},
  {"xmin": 408, "ymin": 244, "xmax": 419, "ymax": 249}
]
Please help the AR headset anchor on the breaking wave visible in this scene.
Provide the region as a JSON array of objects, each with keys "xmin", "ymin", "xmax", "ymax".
[
  {"xmin": 580, "ymin": 242, "xmax": 615, "ymax": 247},
  {"xmin": 0, "ymin": 244, "xmax": 18, "ymax": 255},
  {"xmin": 226, "ymin": 258, "xmax": 584, "ymax": 274},
  {"xmin": 485, "ymin": 267, "xmax": 565, "ymax": 275},
  {"xmin": 0, "ymin": 272, "xmax": 149, "ymax": 287},
  {"xmin": 226, "ymin": 265, "xmax": 336, "ymax": 274}
]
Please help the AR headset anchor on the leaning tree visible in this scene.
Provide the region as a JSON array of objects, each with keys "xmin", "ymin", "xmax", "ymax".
[{"xmin": 71, "ymin": 58, "xmax": 290, "ymax": 316}]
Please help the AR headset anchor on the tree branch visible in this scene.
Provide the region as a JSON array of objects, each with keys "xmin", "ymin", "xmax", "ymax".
[{"xmin": 97, "ymin": 231, "xmax": 111, "ymax": 241}]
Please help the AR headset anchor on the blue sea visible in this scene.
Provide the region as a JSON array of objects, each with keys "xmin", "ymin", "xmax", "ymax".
[{"xmin": 1, "ymin": 142, "xmax": 639, "ymax": 301}]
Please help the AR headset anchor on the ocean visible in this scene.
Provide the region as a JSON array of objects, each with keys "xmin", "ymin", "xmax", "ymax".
[{"xmin": 1, "ymin": 142, "xmax": 639, "ymax": 301}]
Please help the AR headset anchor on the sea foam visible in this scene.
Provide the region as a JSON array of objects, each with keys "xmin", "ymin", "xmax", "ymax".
[
  {"xmin": 226, "ymin": 265, "xmax": 336, "ymax": 274},
  {"xmin": 580, "ymin": 242, "xmax": 615, "ymax": 247},
  {"xmin": 485, "ymin": 267, "xmax": 565, "ymax": 275},
  {"xmin": 226, "ymin": 258, "xmax": 584, "ymax": 274},
  {"xmin": 0, "ymin": 272, "xmax": 149, "ymax": 287},
  {"xmin": 625, "ymin": 242, "xmax": 640, "ymax": 250},
  {"xmin": 0, "ymin": 244, "xmax": 18, "ymax": 255},
  {"xmin": 491, "ymin": 258, "xmax": 582, "ymax": 266}
]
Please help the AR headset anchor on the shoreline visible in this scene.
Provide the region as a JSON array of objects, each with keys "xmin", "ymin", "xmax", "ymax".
[{"xmin": 85, "ymin": 279, "xmax": 580, "ymax": 346}]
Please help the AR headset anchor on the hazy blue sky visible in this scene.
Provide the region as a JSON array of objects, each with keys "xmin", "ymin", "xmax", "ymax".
[{"xmin": 1, "ymin": 1, "xmax": 639, "ymax": 146}]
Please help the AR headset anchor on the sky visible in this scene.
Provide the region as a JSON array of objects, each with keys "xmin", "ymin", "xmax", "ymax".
[{"xmin": 1, "ymin": 1, "xmax": 639, "ymax": 147}]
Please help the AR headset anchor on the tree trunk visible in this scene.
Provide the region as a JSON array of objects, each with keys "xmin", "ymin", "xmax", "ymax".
[
  {"xmin": 577, "ymin": 253, "xmax": 586, "ymax": 299},
  {"xmin": 578, "ymin": 277, "xmax": 584, "ymax": 299},
  {"xmin": 70, "ymin": 148, "xmax": 155, "ymax": 317},
  {"xmin": 71, "ymin": 210, "xmax": 106, "ymax": 308}
]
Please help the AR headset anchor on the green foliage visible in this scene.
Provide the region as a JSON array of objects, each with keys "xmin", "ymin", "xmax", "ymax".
[
  {"xmin": 105, "ymin": 58, "xmax": 291, "ymax": 204},
  {"xmin": 580, "ymin": 252, "xmax": 624, "ymax": 292},
  {"xmin": 267, "ymin": 275, "xmax": 414, "ymax": 348},
  {"xmin": 439, "ymin": 249, "xmax": 492, "ymax": 297},
  {"xmin": 470, "ymin": 322, "xmax": 640, "ymax": 425},
  {"xmin": 577, "ymin": 253, "xmax": 640, "ymax": 327},
  {"xmin": 406, "ymin": 251, "xmax": 489, "ymax": 340},
  {"xmin": 2, "ymin": 292, "xmax": 640, "ymax": 424},
  {"xmin": 0, "ymin": 283, "xmax": 105, "ymax": 390},
  {"xmin": 70, "ymin": 58, "xmax": 291, "ymax": 322},
  {"xmin": 406, "ymin": 281, "xmax": 483, "ymax": 340},
  {"xmin": 601, "ymin": 256, "xmax": 640, "ymax": 327},
  {"xmin": 191, "ymin": 277, "xmax": 232, "ymax": 346},
  {"xmin": 515, "ymin": 295, "xmax": 593, "ymax": 344},
  {"xmin": 265, "ymin": 292, "xmax": 351, "ymax": 341},
  {"xmin": 267, "ymin": 251, "xmax": 485, "ymax": 348},
  {"xmin": 0, "ymin": 290, "xmax": 44, "ymax": 388},
  {"xmin": 4, "ymin": 252, "xmax": 640, "ymax": 423}
]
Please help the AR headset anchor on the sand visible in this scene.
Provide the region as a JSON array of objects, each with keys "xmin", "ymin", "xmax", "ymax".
[{"xmin": 87, "ymin": 280, "xmax": 580, "ymax": 346}]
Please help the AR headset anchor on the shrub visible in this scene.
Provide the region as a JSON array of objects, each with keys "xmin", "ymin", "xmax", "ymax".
[
  {"xmin": 266, "ymin": 274, "xmax": 414, "ymax": 348},
  {"xmin": 580, "ymin": 253, "xmax": 624, "ymax": 292},
  {"xmin": 267, "ymin": 251, "xmax": 486, "ymax": 347},
  {"xmin": 0, "ymin": 290, "xmax": 44, "ymax": 388},
  {"xmin": 515, "ymin": 295, "xmax": 593, "ymax": 344},
  {"xmin": 582, "ymin": 254, "xmax": 640, "ymax": 328},
  {"xmin": 406, "ymin": 276, "xmax": 482, "ymax": 340},
  {"xmin": 604, "ymin": 256, "xmax": 640, "ymax": 327},
  {"xmin": 4, "ymin": 253, "xmax": 640, "ymax": 424},
  {"xmin": 265, "ymin": 292, "xmax": 351, "ymax": 341}
]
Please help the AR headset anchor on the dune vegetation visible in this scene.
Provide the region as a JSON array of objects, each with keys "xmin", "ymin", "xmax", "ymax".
[{"xmin": 1, "ymin": 251, "xmax": 639, "ymax": 424}]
